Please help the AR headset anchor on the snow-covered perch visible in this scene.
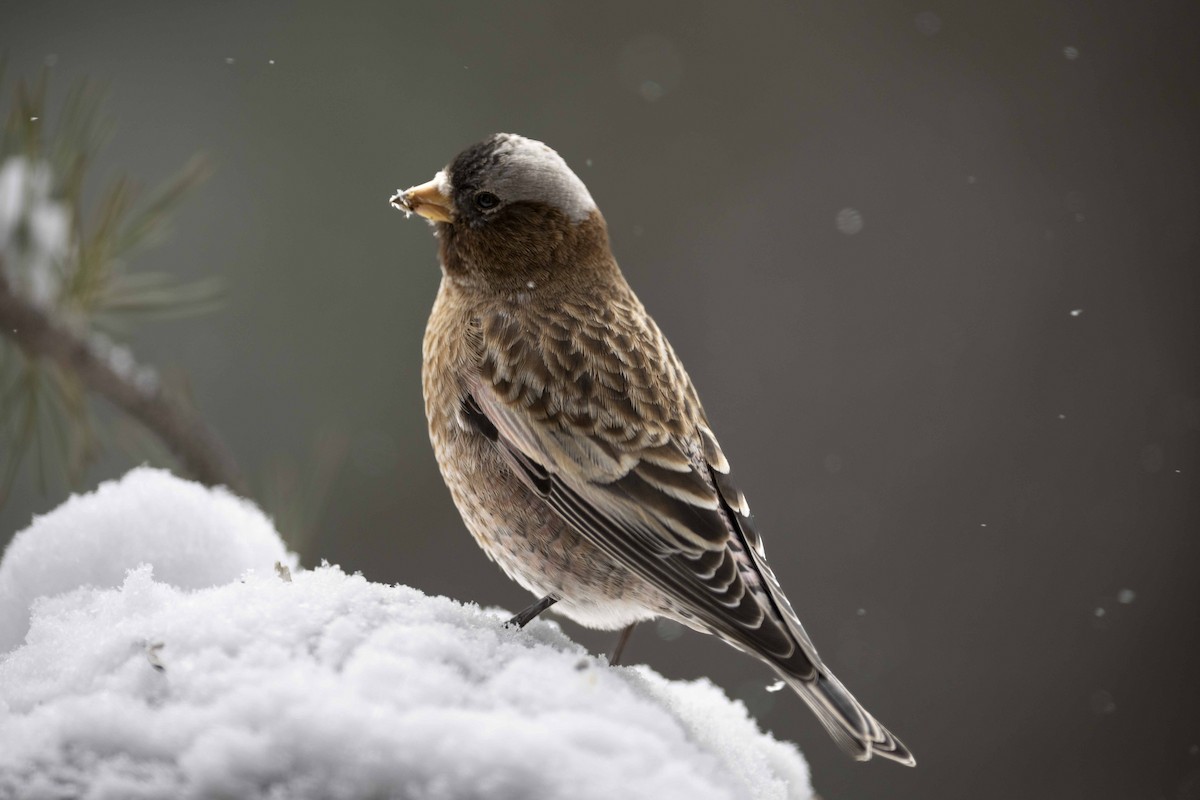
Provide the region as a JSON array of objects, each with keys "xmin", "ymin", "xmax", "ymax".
[{"xmin": 0, "ymin": 468, "xmax": 813, "ymax": 799}]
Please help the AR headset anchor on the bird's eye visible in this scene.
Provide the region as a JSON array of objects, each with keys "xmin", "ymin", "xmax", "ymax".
[{"xmin": 474, "ymin": 191, "xmax": 500, "ymax": 210}]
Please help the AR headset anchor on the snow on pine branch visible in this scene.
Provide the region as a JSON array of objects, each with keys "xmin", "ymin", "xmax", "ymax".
[
  {"xmin": 0, "ymin": 155, "xmax": 154, "ymax": 391},
  {"xmin": 0, "ymin": 468, "xmax": 813, "ymax": 800},
  {"xmin": 0, "ymin": 85, "xmax": 242, "ymax": 495},
  {"xmin": 0, "ymin": 156, "xmax": 71, "ymax": 311}
]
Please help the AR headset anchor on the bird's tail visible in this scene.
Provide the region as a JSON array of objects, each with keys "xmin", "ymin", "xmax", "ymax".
[{"xmin": 781, "ymin": 667, "xmax": 916, "ymax": 766}]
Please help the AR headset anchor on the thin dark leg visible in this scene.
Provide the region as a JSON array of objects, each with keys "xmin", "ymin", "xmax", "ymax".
[
  {"xmin": 506, "ymin": 594, "xmax": 558, "ymax": 628},
  {"xmin": 608, "ymin": 623, "xmax": 637, "ymax": 666}
]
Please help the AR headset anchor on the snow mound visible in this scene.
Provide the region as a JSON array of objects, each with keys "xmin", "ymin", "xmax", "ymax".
[
  {"xmin": 0, "ymin": 467, "xmax": 294, "ymax": 653},
  {"xmin": 0, "ymin": 469, "xmax": 812, "ymax": 800}
]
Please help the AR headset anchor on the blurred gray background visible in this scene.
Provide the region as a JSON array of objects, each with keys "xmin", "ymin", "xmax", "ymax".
[{"xmin": 2, "ymin": 2, "xmax": 1198, "ymax": 798}]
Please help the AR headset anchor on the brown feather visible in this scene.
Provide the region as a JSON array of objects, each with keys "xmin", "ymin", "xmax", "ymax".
[{"xmin": 415, "ymin": 135, "xmax": 914, "ymax": 766}]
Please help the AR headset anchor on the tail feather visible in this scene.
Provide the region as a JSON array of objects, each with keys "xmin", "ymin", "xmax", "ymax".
[
  {"xmin": 784, "ymin": 669, "xmax": 916, "ymax": 767},
  {"xmin": 702, "ymin": 459, "xmax": 916, "ymax": 766}
]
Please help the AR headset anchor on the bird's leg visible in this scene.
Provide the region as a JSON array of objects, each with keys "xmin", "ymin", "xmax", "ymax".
[
  {"xmin": 506, "ymin": 594, "xmax": 558, "ymax": 628},
  {"xmin": 608, "ymin": 623, "xmax": 637, "ymax": 666}
]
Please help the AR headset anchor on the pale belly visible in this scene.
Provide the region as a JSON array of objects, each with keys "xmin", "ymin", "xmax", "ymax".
[{"xmin": 428, "ymin": 419, "xmax": 665, "ymax": 630}]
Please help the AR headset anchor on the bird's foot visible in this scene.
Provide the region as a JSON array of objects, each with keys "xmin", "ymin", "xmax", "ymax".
[
  {"xmin": 505, "ymin": 594, "xmax": 559, "ymax": 629},
  {"xmin": 608, "ymin": 623, "xmax": 637, "ymax": 666}
]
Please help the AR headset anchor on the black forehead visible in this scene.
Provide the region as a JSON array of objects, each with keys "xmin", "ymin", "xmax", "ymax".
[{"xmin": 447, "ymin": 135, "xmax": 507, "ymax": 192}]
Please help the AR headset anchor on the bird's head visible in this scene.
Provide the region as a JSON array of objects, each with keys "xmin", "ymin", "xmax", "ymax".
[{"xmin": 392, "ymin": 134, "xmax": 612, "ymax": 287}]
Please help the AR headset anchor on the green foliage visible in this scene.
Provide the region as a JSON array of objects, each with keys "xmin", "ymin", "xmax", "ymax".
[{"xmin": 0, "ymin": 65, "xmax": 221, "ymax": 502}]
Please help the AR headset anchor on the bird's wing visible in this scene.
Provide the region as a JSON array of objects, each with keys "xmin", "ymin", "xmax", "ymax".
[
  {"xmin": 465, "ymin": 299, "xmax": 818, "ymax": 677},
  {"xmin": 466, "ymin": 299, "xmax": 915, "ymax": 765}
]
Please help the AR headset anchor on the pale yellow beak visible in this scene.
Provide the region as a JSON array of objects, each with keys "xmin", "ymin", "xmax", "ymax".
[{"xmin": 390, "ymin": 176, "xmax": 454, "ymax": 223}]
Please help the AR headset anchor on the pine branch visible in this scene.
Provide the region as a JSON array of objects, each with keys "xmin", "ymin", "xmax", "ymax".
[{"xmin": 0, "ymin": 260, "xmax": 245, "ymax": 494}]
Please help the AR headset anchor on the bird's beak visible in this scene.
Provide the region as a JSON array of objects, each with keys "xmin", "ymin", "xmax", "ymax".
[{"xmin": 390, "ymin": 175, "xmax": 455, "ymax": 223}]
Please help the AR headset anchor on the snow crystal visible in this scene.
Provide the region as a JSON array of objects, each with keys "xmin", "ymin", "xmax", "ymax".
[
  {"xmin": 0, "ymin": 156, "xmax": 71, "ymax": 309},
  {"xmin": 835, "ymin": 207, "xmax": 863, "ymax": 235},
  {"xmin": 1070, "ymin": 308, "xmax": 1083, "ymax": 317},
  {"xmin": 914, "ymin": 11, "xmax": 942, "ymax": 36},
  {"xmin": 1063, "ymin": 46, "xmax": 1080, "ymax": 60},
  {"xmin": 1117, "ymin": 589, "xmax": 1136, "ymax": 604},
  {"xmin": 640, "ymin": 81, "xmax": 666, "ymax": 102},
  {"xmin": 87, "ymin": 331, "xmax": 156, "ymax": 390},
  {"xmin": 0, "ymin": 469, "xmax": 813, "ymax": 800},
  {"xmin": 1089, "ymin": 690, "xmax": 1115, "ymax": 715},
  {"xmin": 0, "ymin": 467, "xmax": 294, "ymax": 652},
  {"xmin": 618, "ymin": 34, "xmax": 684, "ymax": 103}
]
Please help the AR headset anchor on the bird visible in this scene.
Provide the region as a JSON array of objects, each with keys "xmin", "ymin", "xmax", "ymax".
[{"xmin": 390, "ymin": 133, "xmax": 915, "ymax": 766}]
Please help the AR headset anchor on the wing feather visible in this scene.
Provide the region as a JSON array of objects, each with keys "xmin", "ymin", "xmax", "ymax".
[
  {"xmin": 470, "ymin": 382, "xmax": 807, "ymax": 668},
  {"xmin": 463, "ymin": 300, "xmax": 915, "ymax": 763}
]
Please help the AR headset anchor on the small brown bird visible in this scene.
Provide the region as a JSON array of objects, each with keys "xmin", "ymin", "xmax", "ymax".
[{"xmin": 392, "ymin": 133, "xmax": 914, "ymax": 766}]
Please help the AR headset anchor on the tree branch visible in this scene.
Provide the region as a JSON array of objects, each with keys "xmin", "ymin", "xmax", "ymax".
[{"xmin": 0, "ymin": 262, "xmax": 246, "ymax": 495}]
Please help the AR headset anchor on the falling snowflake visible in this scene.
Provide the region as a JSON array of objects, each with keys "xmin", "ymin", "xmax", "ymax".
[
  {"xmin": 836, "ymin": 207, "xmax": 864, "ymax": 235},
  {"xmin": 914, "ymin": 11, "xmax": 942, "ymax": 36}
]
